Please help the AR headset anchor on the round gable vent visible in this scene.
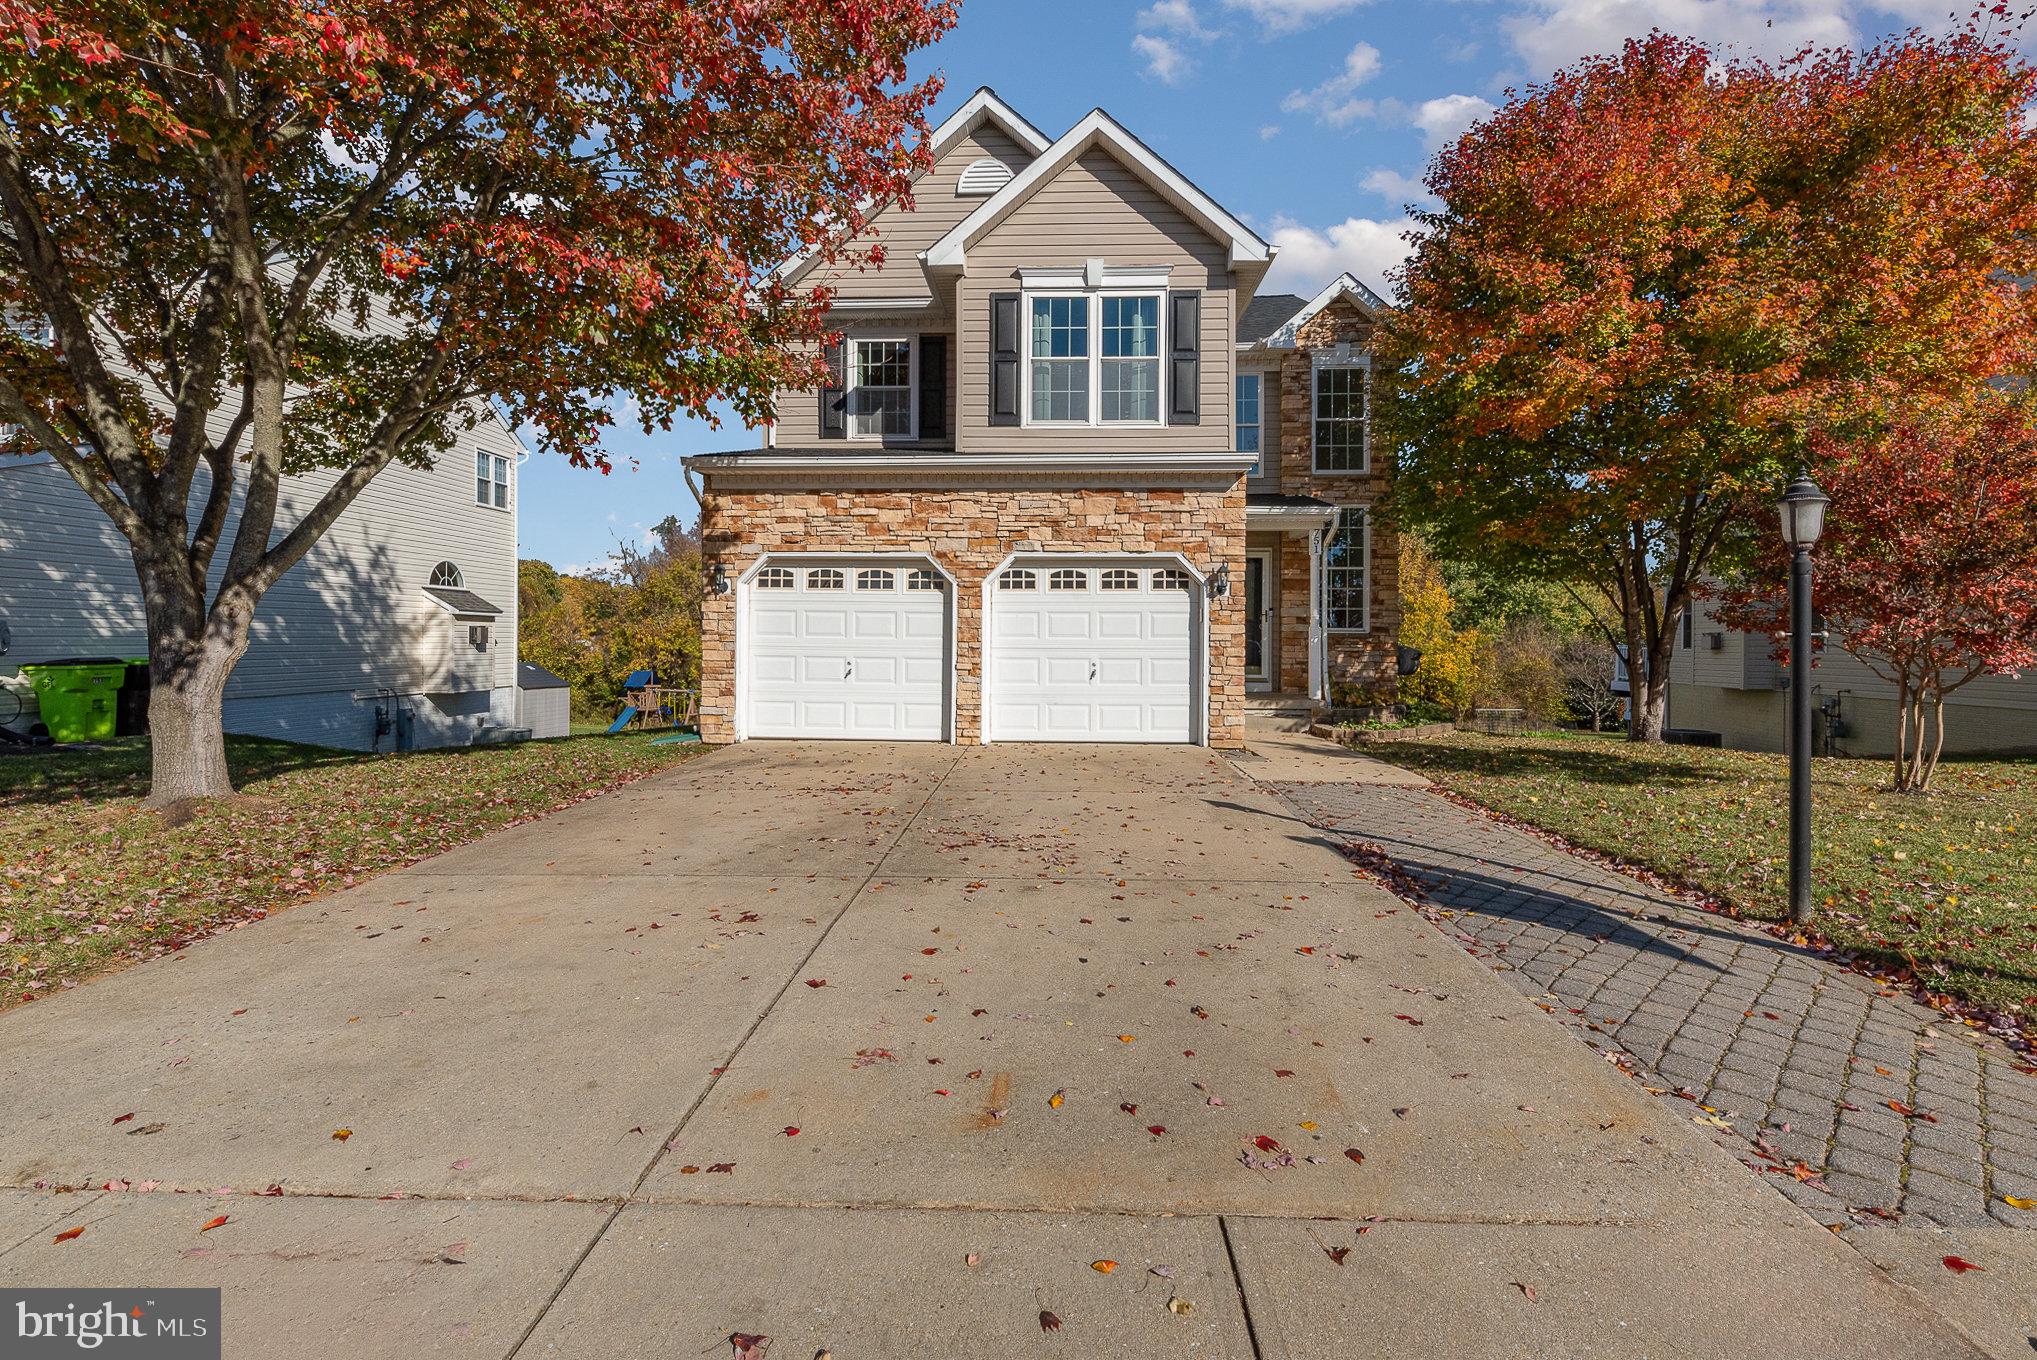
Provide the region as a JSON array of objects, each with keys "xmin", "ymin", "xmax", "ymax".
[{"xmin": 957, "ymin": 157, "xmax": 1015, "ymax": 197}]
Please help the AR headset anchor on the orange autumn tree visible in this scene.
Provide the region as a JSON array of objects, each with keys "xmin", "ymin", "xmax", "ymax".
[
  {"xmin": 1377, "ymin": 25, "xmax": 2037, "ymax": 742},
  {"xmin": 0, "ymin": 0, "xmax": 955, "ymax": 801},
  {"xmin": 1720, "ymin": 393, "xmax": 2037, "ymax": 793}
]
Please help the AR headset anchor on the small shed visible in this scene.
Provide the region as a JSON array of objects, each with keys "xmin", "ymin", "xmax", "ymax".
[{"xmin": 515, "ymin": 662, "xmax": 571, "ymax": 739}]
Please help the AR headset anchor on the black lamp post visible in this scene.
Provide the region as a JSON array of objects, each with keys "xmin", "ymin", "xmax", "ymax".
[{"xmin": 1777, "ymin": 475, "xmax": 1830, "ymax": 926}]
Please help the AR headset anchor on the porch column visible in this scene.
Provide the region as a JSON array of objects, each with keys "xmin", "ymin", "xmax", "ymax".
[{"xmin": 1307, "ymin": 526, "xmax": 1326, "ymax": 703}]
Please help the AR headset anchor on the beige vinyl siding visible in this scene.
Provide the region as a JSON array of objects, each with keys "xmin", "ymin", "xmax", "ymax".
[
  {"xmin": 798, "ymin": 125, "xmax": 1034, "ymax": 302},
  {"xmin": 954, "ymin": 149, "xmax": 1235, "ymax": 453},
  {"xmin": 1241, "ymin": 356, "xmax": 1281, "ymax": 492}
]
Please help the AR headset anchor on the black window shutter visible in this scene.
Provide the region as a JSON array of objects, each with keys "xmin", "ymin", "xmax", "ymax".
[
  {"xmin": 989, "ymin": 293, "xmax": 1021, "ymax": 427},
  {"xmin": 918, "ymin": 334, "xmax": 948, "ymax": 440},
  {"xmin": 819, "ymin": 337, "xmax": 846, "ymax": 439},
  {"xmin": 1168, "ymin": 291, "xmax": 1200, "ymax": 425}
]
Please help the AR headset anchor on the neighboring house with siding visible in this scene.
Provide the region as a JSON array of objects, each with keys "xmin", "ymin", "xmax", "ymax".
[
  {"xmin": 685, "ymin": 88, "xmax": 1398, "ymax": 748},
  {"xmin": 1666, "ymin": 592, "xmax": 2037, "ymax": 757},
  {"xmin": 1, "ymin": 403, "xmax": 527, "ymax": 753}
]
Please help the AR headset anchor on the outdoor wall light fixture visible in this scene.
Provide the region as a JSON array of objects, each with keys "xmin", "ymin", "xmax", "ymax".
[
  {"xmin": 710, "ymin": 563, "xmax": 732, "ymax": 596},
  {"xmin": 1211, "ymin": 562, "xmax": 1231, "ymax": 598},
  {"xmin": 1776, "ymin": 474, "xmax": 1831, "ymax": 927}
]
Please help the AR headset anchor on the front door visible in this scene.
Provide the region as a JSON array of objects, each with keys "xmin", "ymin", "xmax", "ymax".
[{"xmin": 1245, "ymin": 551, "xmax": 1273, "ymax": 690}]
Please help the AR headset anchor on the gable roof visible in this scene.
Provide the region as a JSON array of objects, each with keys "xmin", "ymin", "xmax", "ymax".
[
  {"xmin": 921, "ymin": 108, "xmax": 1274, "ymax": 274},
  {"xmin": 771, "ymin": 87, "xmax": 1048, "ymax": 288},
  {"xmin": 1256, "ymin": 273, "xmax": 1387, "ymax": 348},
  {"xmin": 1237, "ymin": 292, "xmax": 1308, "ymax": 344}
]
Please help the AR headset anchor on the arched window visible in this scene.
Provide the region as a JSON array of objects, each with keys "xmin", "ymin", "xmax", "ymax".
[
  {"xmin": 856, "ymin": 568, "xmax": 897, "ymax": 591},
  {"xmin": 1100, "ymin": 568, "xmax": 1140, "ymax": 591},
  {"xmin": 907, "ymin": 568, "xmax": 942, "ymax": 591},
  {"xmin": 807, "ymin": 568, "xmax": 845, "ymax": 591},
  {"xmin": 1049, "ymin": 568, "xmax": 1087, "ymax": 591},
  {"xmin": 755, "ymin": 567, "xmax": 795, "ymax": 589},
  {"xmin": 429, "ymin": 561, "xmax": 464, "ymax": 588},
  {"xmin": 1153, "ymin": 568, "xmax": 1192, "ymax": 591},
  {"xmin": 998, "ymin": 568, "xmax": 1037, "ymax": 591}
]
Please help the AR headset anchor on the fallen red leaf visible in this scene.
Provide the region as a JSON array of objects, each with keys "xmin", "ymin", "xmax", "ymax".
[
  {"xmin": 1324, "ymin": 1245, "xmax": 1350, "ymax": 1265},
  {"xmin": 1120, "ymin": 1103, "xmax": 1138, "ymax": 1115},
  {"xmin": 1514, "ymin": 1281, "xmax": 1538, "ymax": 1302},
  {"xmin": 1943, "ymin": 1255, "xmax": 1985, "ymax": 1273},
  {"xmin": 112, "ymin": 1113, "xmax": 134, "ymax": 1125},
  {"xmin": 729, "ymin": 1332, "xmax": 770, "ymax": 1359},
  {"xmin": 1344, "ymin": 1148, "xmax": 1365, "ymax": 1165},
  {"xmin": 706, "ymin": 1162, "xmax": 735, "ymax": 1173},
  {"xmin": 199, "ymin": 1215, "xmax": 228, "ymax": 1233},
  {"xmin": 1274, "ymin": 1069, "xmax": 1294, "ymax": 1078},
  {"xmin": 52, "ymin": 1226, "xmax": 84, "ymax": 1243},
  {"xmin": 781, "ymin": 1127, "xmax": 800, "ymax": 1137},
  {"xmin": 1147, "ymin": 1125, "xmax": 1167, "ymax": 1135},
  {"xmin": 804, "ymin": 979, "xmax": 826, "ymax": 988},
  {"xmin": 1039, "ymin": 1311, "xmax": 1063, "ymax": 1333},
  {"xmin": 1253, "ymin": 1135, "xmax": 1283, "ymax": 1153}
]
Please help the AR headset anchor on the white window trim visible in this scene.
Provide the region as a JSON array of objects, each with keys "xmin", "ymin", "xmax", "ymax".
[
  {"xmin": 1326, "ymin": 506, "xmax": 1371, "ymax": 635},
  {"xmin": 475, "ymin": 450, "xmax": 512, "ymax": 510},
  {"xmin": 844, "ymin": 335, "xmax": 918, "ymax": 442},
  {"xmin": 1311, "ymin": 356, "xmax": 1371, "ymax": 476},
  {"xmin": 1019, "ymin": 288, "xmax": 1167, "ymax": 430},
  {"xmin": 1236, "ymin": 371, "xmax": 1263, "ymax": 476}
]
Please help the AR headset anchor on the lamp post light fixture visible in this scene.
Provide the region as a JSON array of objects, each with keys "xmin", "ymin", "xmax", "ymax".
[{"xmin": 1777, "ymin": 475, "xmax": 1830, "ymax": 926}]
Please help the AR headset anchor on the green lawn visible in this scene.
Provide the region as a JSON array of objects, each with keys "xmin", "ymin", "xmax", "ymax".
[
  {"xmin": 0, "ymin": 731, "xmax": 704, "ymax": 1007},
  {"xmin": 1364, "ymin": 730, "xmax": 2037, "ymax": 1020}
]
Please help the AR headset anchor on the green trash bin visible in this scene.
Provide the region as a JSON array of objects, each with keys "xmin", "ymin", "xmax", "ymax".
[{"xmin": 19, "ymin": 659, "xmax": 129, "ymax": 742}]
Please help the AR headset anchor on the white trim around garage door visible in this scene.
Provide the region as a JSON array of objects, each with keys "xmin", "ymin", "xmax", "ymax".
[
  {"xmin": 735, "ymin": 551, "xmax": 959, "ymax": 743},
  {"xmin": 979, "ymin": 551, "xmax": 1210, "ymax": 746}
]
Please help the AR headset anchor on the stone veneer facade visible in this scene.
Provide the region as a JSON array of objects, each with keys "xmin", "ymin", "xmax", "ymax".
[
  {"xmin": 698, "ymin": 483, "xmax": 1248, "ymax": 748},
  {"xmin": 1272, "ymin": 296, "xmax": 1401, "ymax": 702}
]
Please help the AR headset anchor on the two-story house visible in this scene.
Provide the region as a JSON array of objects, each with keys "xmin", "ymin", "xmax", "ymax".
[{"xmin": 684, "ymin": 89, "xmax": 1398, "ymax": 748}]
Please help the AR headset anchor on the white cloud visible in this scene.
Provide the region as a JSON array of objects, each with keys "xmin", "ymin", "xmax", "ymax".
[
  {"xmin": 1224, "ymin": 0, "xmax": 1373, "ymax": 34},
  {"xmin": 1133, "ymin": 32, "xmax": 1196, "ymax": 84},
  {"xmin": 1360, "ymin": 167, "xmax": 1438, "ymax": 208},
  {"xmin": 1260, "ymin": 123, "xmax": 1283, "ymax": 140},
  {"xmin": 1262, "ymin": 214, "xmax": 1420, "ymax": 298},
  {"xmin": 1410, "ymin": 92, "xmax": 1495, "ymax": 150},
  {"xmin": 1281, "ymin": 41, "xmax": 1385, "ymax": 128},
  {"xmin": 1139, "ymin": 0, "xmax": 1219, "ymax": 39},
  {"xmin": 1502, "ymin": 0, "xmax": 1857, "ymax": 73}
]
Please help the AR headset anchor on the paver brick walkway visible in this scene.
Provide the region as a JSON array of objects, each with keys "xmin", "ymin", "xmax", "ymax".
[{"xmin": 1271, "ymin": 779, "xmax": 2037, "ymax": 1233}]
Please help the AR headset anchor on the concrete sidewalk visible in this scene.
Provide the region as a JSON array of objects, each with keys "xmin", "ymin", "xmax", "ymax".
[{"xmin": 0, "ymin": 740, "xmax": 1999, "ymax": 1357}]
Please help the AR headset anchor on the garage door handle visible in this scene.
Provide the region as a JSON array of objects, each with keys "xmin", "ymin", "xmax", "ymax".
[
  {"xmin": 1089, "ymin": 660, "xmax": 1098, "ymax": 683},
  {"xmin": 845, "ymin": 659, "xmax": 854, "ymax": 681}
]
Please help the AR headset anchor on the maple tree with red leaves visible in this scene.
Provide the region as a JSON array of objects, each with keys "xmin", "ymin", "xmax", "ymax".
[
  {"xmin": 1719, "ymin": 391, "xmax": 2037, "ymax": 793},
  {"xmin": 0, "ymin": 0, "xmax": 955, "ymax": 801},
  {"xmin": 1377, "ymin": 19, "xmax": 2037, "ymax": 741}
]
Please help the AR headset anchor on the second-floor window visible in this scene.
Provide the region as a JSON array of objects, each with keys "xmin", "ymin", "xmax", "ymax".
[
  {"xmin": 848, "ymin": 338, "xmax": 915, "ymax": 439},
  {"xmin": 1026, "ymin": 292, "xmax": 1163, "ymax": 426},
  {"xmin": 475, "ymin": 451, "xmax": 510, "ymax": 508},
  {"xmin": 1236, "ymin": 373, "xmax": 1262, "ymax": 475},
  {"xmin": 1312, "ymin": 361, "xmax": 1368, "ymax": 473}
]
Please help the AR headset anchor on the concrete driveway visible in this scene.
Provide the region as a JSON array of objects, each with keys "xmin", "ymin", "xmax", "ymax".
[{"xmin": 0, "ymin": 742, "xmax": 1993, "ymax": 1357}]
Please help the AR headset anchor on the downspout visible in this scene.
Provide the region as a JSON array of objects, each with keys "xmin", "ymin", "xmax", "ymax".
[{"xmin": 1307, "ymin": 526, "xmax": 1326, "ymax": 706}]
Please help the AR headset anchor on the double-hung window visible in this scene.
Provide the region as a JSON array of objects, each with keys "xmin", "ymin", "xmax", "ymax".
[
  {"xmin": 1029, "ymin": 297, "xmax": 1090, "ymax": 423},
  {"xmin": 1236, "ymin": 373, "xmax": 1262, "ymax": 475},
  {"xmin": 1026, "ymin": 291, "xmax": 1165, "ymax": 426},
  {"xmin": 1312, "ymin": 361, "xmax": 1368, "ymax": 473},
  {"xmin": 847, "ymin": 338, "xmax": 915, "ymax": 439},
  {"xmin": 1326, "ymin": 507, "xmax": 1370, "ymax": 632},
  {"xmin": 475, "ymin": 451, "xmax": 510, "ymax": 508},
  {"xmin": 1099, "ymin": 296, "xmax": 1160, "ymax": 422}
]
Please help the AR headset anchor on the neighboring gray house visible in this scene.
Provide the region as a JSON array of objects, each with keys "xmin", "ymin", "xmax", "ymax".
[
  {"xmin": 1666, "ymin": 592, "xmax": 2037, "ymax": 758},
  {"xmin": 0, "ymin": 413, "xmax": 528, "ymax": 753}
]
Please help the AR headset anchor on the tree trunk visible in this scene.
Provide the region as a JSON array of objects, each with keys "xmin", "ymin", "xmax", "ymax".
[{"xmin": 133, "ymin": 537, "xmax": 253, "ymax": 805}]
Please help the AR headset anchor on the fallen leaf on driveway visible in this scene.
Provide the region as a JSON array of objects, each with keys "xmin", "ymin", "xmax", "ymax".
[
  {"xmin": 1943, "ymin": 1256, "xmax": 1984, "ymax": 1273},
  {"xmin": 1147, "ymin": 1125, "xmax": 1167, "ymax": 1135},
  {"xmin": 729, "ymin": 1332, "xmax": 770, "ymax": 1358},
  {"xmin": 331, "ymin": 1129, "xmax": 353, "ymax": 1142},
  {"xmin": 1039, "ymin": 1310, "xmax": 1063, "ymax": 1332},
  {"xmin": 1091, "ymin": 1260, "xmax": 1117, "ymax": 1274},
  {"xmin": 1344, "ymin": 1148, "xmax": 1365, "ymax": 1164},
  {"xmin": 2004, "ymin": 1195, "xmax": 2036, "ymax": 1210},
  {"xmin": 804, "ymin": 979, "xmax": 827, "ymax": 988},
  {"xmin": 1513, "ymin": 1282, "xmax": 1538, "ymax": 1302},
  {"xmin": 199, "ymin": 1215, "xmax": 228, "ymax": 1233},
  {"xmin": 112, "ymin": 1113, "xmax": 134, "ymax": 1126},
  {"xmin": 52, "ymin": 1227, "xmax": 84, "ymax": 1243},
  {"xmin": 965, "ymin": 1252, "xmax": 981, "ymax": 1267},
  {"xmin": 781, "ymin": 1127, "xmax": 800, "ymax": 1138},
  {"xmin": 1048, "ymin": 1090, "xmax": 1065, "ymax": 1109},
  {"xmin": 1324, "ymin": 1246, "xmax": 1350, "ymax": 1265},
  {"xmin": 1168, "ymin": 1298, "xmax": 1195, "ymax": 1316},
  {"xmin": 1253, "ymin": 1135, "xmax": 1283, "ymax": 1153}
]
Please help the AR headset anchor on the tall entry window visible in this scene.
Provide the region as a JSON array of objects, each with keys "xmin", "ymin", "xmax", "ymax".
[{"xmin": 1326, "ymin": 507, "xmax": 1370, "ymax": 632}]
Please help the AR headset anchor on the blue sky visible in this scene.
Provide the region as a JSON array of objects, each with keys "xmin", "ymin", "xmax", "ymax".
[{"xmin": 517, "ymin": 0, "xmax": 1980, "ymax": 571}]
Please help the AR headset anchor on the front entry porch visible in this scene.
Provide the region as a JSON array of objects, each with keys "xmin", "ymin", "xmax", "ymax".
[{"xmin": 1245, "ymin": 493, "xmax": 1339, "ymax": 709}]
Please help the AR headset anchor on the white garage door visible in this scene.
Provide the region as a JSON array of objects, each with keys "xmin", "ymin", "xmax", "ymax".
[
  {"xmin": 988, "ymin": 562, "xmax": 1198, "ymax": 743},
  {"xmin": 745, "ymin": 562, "xmax": 948, "ymax": 740}
]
